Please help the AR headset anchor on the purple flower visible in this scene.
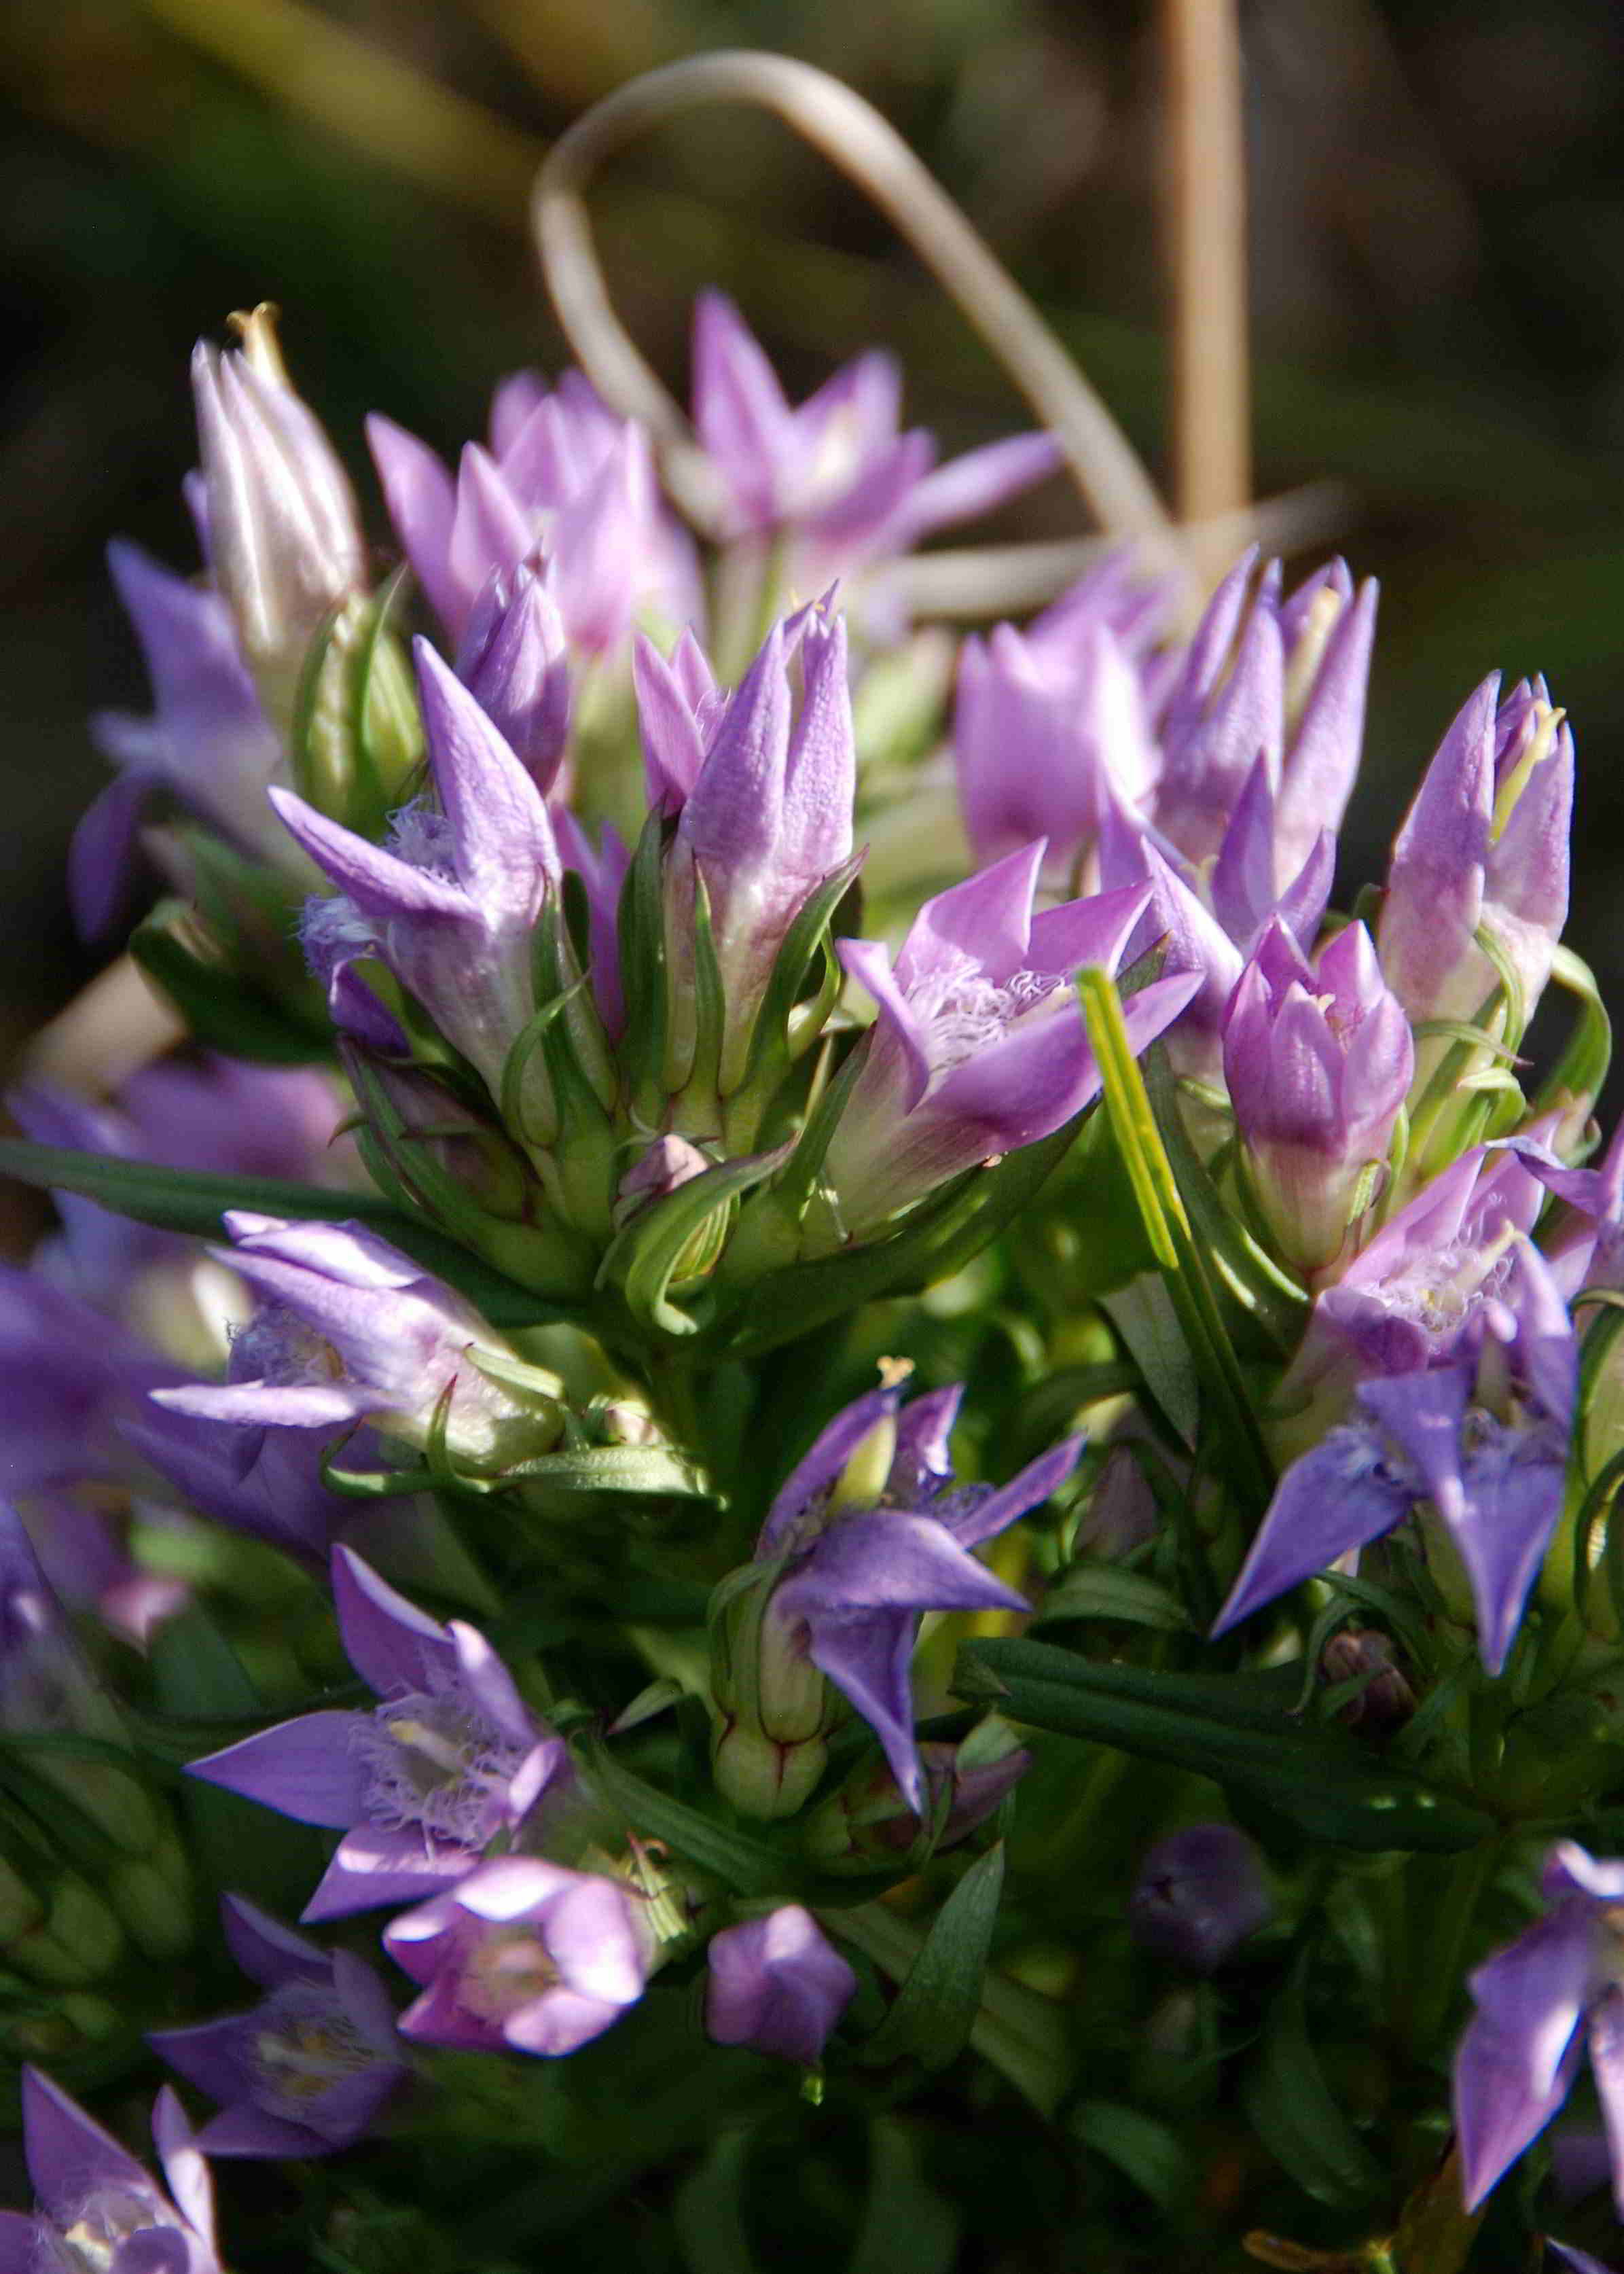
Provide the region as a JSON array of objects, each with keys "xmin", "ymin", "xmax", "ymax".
[
  {"xmin": 382, "ymin": 1855, "xmax": 649, "ymax": 2056},
  {"xmin": 705, "ymin": 1906, "xmax": 856, "ymax": 2065},
  {"xmin": 1222, "ymin": 919, "xmax": 1413, "ymax": 1272},
  {"xmin": 273, "ymin": 639, "xmax": 560, "ymax": 1104},
  {"xmin": 151, "ymin": 1213, "xmax": 561, "ymax": 1476},
  {"xmin": 1129, "ymin": 1824, "xmax": 1272, "ymax": 1972},
  {"xmin": 953, "ymin": 613, "xmax": 1159, "ymax": 881},
  {"xmin": 1154, "ymin": 552, "xmax": 1376, "ymax": 878},
  {"xmin": 1548, "ymin": 2248, "xmax": 1617, "ymax": 2274},
  {"xmin": 368, "ymin": 369, "xmax": 698, "ymax": 652},
  {"xmin": 192, "ymin": 310, "xmax": 365, "ymax": 705},
  {"xmin": 150, "ymin": 1895, "xmax": 407, "ymax": 2156},
  {"xmin": 712, "ymin": 1379, "xmax": 1082, "ymax": 1816},
  {"xmin": 1216, "ymin": 1235, "xmax": 1574, "ymax": 1673},
  {"xmin": 1455, "ymin": 1842, "xmax": 1624, "ymax": 2215},
  {"xmin": 75, "ymin": 539, "xmax": 283, "ymax": 933},
  {"xmin": 187, "ymin": 1546, "xmax": 567, "ymax": 1920},
  {"xmin": 1378, "ymin": 675, "xmax": 1572, "ymax": 1086},
  {"xmin": 0, "ymin": 2068, "xmax": 219, "ymax": 2274},
  {"xmin": 662, "ymin": 603, "xmax": 856, "ymax": 1095},
  {"xmin": 455, "ymin": 563, "xmax": 572, "ymax": 795},
  {"xmin": 691, "ymin": 291, "xmax": 1059, "ymax": 575},
  {"xmin": 825, "ymin": 848, "xmax": 1197, "ymax": 1236}
]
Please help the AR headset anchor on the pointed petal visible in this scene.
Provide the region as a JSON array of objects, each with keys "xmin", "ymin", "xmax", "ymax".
[
  {"xmin": 946, "ymin": 1434, "xmax": 1085, "ymax": 1549},
  {"xmin": 367, "ymin": 413, "xmax": 461, "ymax": 633},
  {"xmin": 804, "ymin": 1606, "xmax": 925, "ymax": 1809},
  {"xmin": 1211, "ymin": 1430, "xmax": 1414, "ymax": 1636},
  {"xmin": 22, "ymin": 2067, "xmax": 151, "ymax": 2220},
  {"xmin": 897, "ymin": 842, "xmax": 1045, "ymax": 991},
  {"xmin": 899, "ymin": 431, "xmax": 1063, "ymax": 540},
  {"xmin": 413, "ymin": 638, "xmax": 558, "ymax": 919},
  {"xmin": 268, "ymin": 786, "xmax": 471, "ymax": 921},
  {"xmin": 332, "ymin": 1544, "xmax": 453, "ymax": 1696},
  {"xmin": 219, "ymin": 1894, "xmax": 326, "ymax": 1988},
  {"xmin": 758, "ymin": 1384, "xmax": 904, "ymax": 1556},
  {"xmin": 185, "ymin": 1712, "xmax": 368, "ymax": 1828},
  {"xmin": 301, "ymin": 1824, "xmax": 473, "ymax": 1921}
]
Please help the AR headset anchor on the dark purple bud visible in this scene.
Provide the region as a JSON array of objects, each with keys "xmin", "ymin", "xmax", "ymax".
[
  {"xmin": 1129, "ymin": 1824, "xmax": 1271, "ymax": 1972},
  {"xmin": 705, "ymin": 1906, "xmax": 856, "ymax": 2065}
]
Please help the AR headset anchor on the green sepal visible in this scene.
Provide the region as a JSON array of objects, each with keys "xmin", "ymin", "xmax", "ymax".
[
  {"xmin": 597, "ymin": 1143, "xmax": 793, "ymax": 1338},
  {"xmin": 509, "ymin": 1440, "xmax": 717, "ymax": 1522},
  {"xmin": 725, "ymin": 851, "xmax": 865, "ymax": 1129},
  {"xmin": 1534, "ymin": 941, "xmax": 1613, "ymax": 1120},
  {"xmin": 288, "ymin": 571, "xmax": 423, "ymax": 838},
  {"xmin": 615, "ymin": 808, "xmax": 672, "ymax": 1122},
  {"xmin": 954, "ymin": 1636, "xmax": 1496, "ymax": 1853},
  {"xmin": 1033, "ymin": 1562, "xmax": 1192, "ymax": 1633},
  {"xmin": 859, "ymin": 1842, "xmax": 1005, "ymax": 2073}
]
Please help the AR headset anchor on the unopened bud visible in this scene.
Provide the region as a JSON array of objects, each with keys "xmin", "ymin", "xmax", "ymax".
[
  {"xmin": 1129, "ymin": 1825, "xmax": 1271, "ymax": 1973},
  {"xmin": 1322, "ymin": 1629, "xmax": 1415, "ymax": 1729},
  {"xmin": 710, "ymin": 1565, "xmax": 840, "ymax": 1819},
  {"xmin": 802, "ymin": 1730, "xmax": 1030, "ymax": 1872}
]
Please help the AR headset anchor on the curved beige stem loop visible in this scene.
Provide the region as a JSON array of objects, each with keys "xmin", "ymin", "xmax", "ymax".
[{"xmin": 533, "ymin": 50, "xmax": 1175, "ymax": 558}]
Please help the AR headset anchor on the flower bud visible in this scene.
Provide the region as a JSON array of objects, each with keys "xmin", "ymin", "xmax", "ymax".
[
  {"xmin": 1223, "ymin": 919, "xmax": 1411, "ymax": 1272},
  {"xmin": 456, "ymin": 565, "xmax": 572, "ymax": 796},
  {"xmin": 1320, "ymin": 1629, "xmax": 1416, "ymax": 1728},
  {"xmin": 192, "ymin": 306, "xmax": 365, "ymax": 719},
  {"xmin": 705, "ymin": 1906, "xmax": 856, "ymax": 2066},
  {"xmin": 1128, "ymin": 1824, "xmax": 1271, "ymax": 1972},
  {"xmin": 801, "ymin": 1726, "xmax": 1030, "ymax": 1872},
  {"xmin": 709, "ymin": 1565, "xmax": 842, "ymax": 1819}
]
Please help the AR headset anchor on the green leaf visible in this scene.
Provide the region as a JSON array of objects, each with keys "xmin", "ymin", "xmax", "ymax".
[
  {"xmin": 583, "ymin": 1742, "xmax": 787, "ymax": 1896},
  {"xmin": 1070, "ymin": 2101, "xmax": 1191, "ymax": 2209},
  {"xmin": 860, "ymin": 1843, "xmax": 1005, "ymax": 2071},
  {"xmin": 954, "ymin": 1637, "xmax": 1494, "ymax": 1853},
  {"xmin": 1034, "ymin": 1563, "xmax": 1192, "ymax": 1633},
  {"xmin": 1242, "ymin": 1953, "xmax": 1384, "ymax": 2207},
  {"xmin": 1536, "ymin": 941, "xmax": 1613, "ymax": 1118},
  {"xmin": 0, "ymin": 1138, "xmax": 569, "ymax": 1329},
  {"xmin": 674, "ymin": 2131, "xmax": 763, "ymax": 2274},
  {"xmin": 846, "ymin": 2121, "xmax": 960, "ymax": 2274}
]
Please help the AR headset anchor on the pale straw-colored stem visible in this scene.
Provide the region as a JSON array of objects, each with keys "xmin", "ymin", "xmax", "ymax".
[
  {"xmin": 22, "ymin": 956, "xmax": 185, "ymax": 1099},
  {"xmin": 1163, "ymin": 0, "xmax": 1252, "ymax": 539},
  {"xmin": 533, "ymin": 50, "xmax": 1176, "ymax": 562}
]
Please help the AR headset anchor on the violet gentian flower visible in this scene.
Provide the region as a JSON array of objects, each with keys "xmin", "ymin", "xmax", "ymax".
[
  {"xmin": 0, "ymin": 2069, "xmax": 219, "ymax": 2274},
  {"xmin": 705, "ymin": 1906, "xmax": 856, "ymax": 2065},
  {"xmin": 1154, "ymin": 552, "xmax": 1376, "ymax": 878},
  {"xmin": 823, "ymin": 848, "xmax": 1197, "ymax": 1237},
  {"xmin": 658, "ymin": 603, "xmax": 856, "ymax": 1095},
  {"xmin": 192, "ymin": 308, "xmax": 365, "ymax": 709},
  {"xmin": 953, "ymin": 612, "xmax": 1159, "ymax": 881},
  {"xmin": 151, "ymin": 1213, "xmax": 563, "ymax": 1477},
  {"xmin": 711, "ymin": 1378, "xmax": 1082, "ymax": 1816},
  {"xmin": 188, "ymin": 1547, "xmax": 566, "ymax": 1921},
  {"xmin": 368, "ymin": 368, "xmax": 698, "ymax": 652},
  {"xmin": 691, "ymin": 291, "xmax": 1059, "ymax": 578},
  {"xmin": 75, "ymin": 539, "xmax": 285, "ymax": 933},
  {"xmin": 454, "ymin": 563, "xmax": 572, "ymax": 795},
  {"xmin": 273, "ymin": 639, "xmax": 560, "ymax": 1105},
  {"xmin": 1216, "ymin": 1234, "xmax": 1574, "ymax": 1673},
  {"xmin": 1129, "ymin": 1824, "xmax": 1272, "ymax": 1972},
  {"xmin": 1379, "ymin": 673, "xmax": 1572, "ymax": 1088},
  {"xmin": 1222, "ymin": 918, "xmax": 1413, "ymax": 1272},
  {"xmin": 1455, "ymin": 1842, "xmax": 1624, "ymax": 2216},
  {"xmin": 150, "ymin": 1895, "xmax": 408, "ymax": 2156},
  {"xmin": 382, "ymin": 1855, "xmax": 650, "ymax": 2056}
]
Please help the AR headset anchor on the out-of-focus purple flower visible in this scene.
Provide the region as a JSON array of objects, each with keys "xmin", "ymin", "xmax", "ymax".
[
  {"xmin": 704, "ymin": 1906, "xmax": 856, "ymax": 2065},
  {"xmin": 712, "ymin": 1378, "xmax": 1081, "ymax": 1816},
  {"xmin": 382, "ymin": 1855, "xmax": 649, "ymax": 2056},
  {"xmin": 0, "ymin": 2068, "xmax": 220, "ymax": 2274},
  {"xmin": 192, "ymin": 312, "xmax": 365, "ymax": 706},
  {"xmin": 801, "ymin": 1727, "xmax": 1030, "ymax": 1871},
  {"xmin": 825, "ymin": 848, "xmax": 1197, "ymax": 1236},
  {"xmin": 188, "ymin": 1546, "xmax": 568, "ymax": 1921},
  {"xmin": 11, "ymin": 1055, "xmax": 343, "ymax": 1307},
  {"xmin": 691, "ymin": 291, "xmax": 1059, "ymax": 578},
  {"xmin": 953, "ymin": 614, "xmax": 1158, "ymax": 881},
  {"xmin": 274, "ymin": 640, "xmax": 560, "ymax": 1104},
  {"xmin": 151, "ymin": 1213, "xmax": 560, "ymax": 1476},
  {"xmin": 150, "ymin": 1895, "xmax": 407, "ymax": 2157},
  {"xmin": 1548, "ymin": 2247, "xmax": 1617, "ymax": 2273},
  {"xmin": 1216, "ymin": 1236, "xmax": 1574, "ymax": 1673},
  {"xmin": 0, "ymin": 1271, "xmax": 181, "ymax": 1497},
  {"xmin": 1379, "ymin": 675, "xmax": 1572, "ymax": 1080},
  {"xmin": 75, "ymin": 539, "xmax": 287, "ymax": 934},
  {"xmin": 1129, "ymin": 1824, "xmax": 1272, "ymax": 1972},
  {"xmin": 1154, "ymin": 552, "xmax": 1376, "ymax": 878},
  {"xmin": 368, "ymin": 369, "xmax": 699, "ymax": 653},
  {"xmin": 661, "ymin": 604, "xmax": 856, "ymax": 1095},
  {"xmin": 1454, "ymin": 1842, "xmax": 1624, "ymax": 2216},
  {"xmin": 455, "ymin": 563, "xmax": 572, "ymax": 795},
  {"xmin": 1223, "ymin": 919, "xmax": 1413, "ymax": 1272}
]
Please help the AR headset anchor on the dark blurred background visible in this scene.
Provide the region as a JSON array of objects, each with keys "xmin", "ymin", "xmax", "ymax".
[{"xmin": 4, "ymin": 0, "xmax": 1624, "ymax": 1081}]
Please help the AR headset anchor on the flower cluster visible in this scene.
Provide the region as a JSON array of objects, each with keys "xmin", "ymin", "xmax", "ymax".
[{"xmin": 1, "ymin": 261, "xmax": 1619, "ymax": 2273}]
